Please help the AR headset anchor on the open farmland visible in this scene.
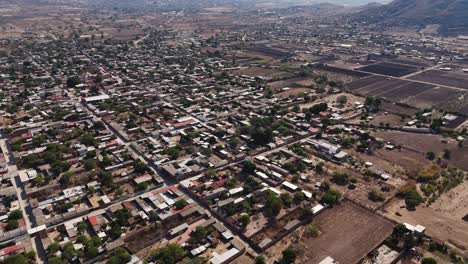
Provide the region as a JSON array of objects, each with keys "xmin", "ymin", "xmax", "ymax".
[
  {"xmin": 346, "ymin": 75, "xmax": 387, "ymax": 91},
  {"xmin": 404, "ymin": 86, "xmax": 464, "ymax": 109},
  {"xmin": 409, "ymin": 70, "xmax": 468, "ymax": 90},
  {"xmin": 357, "ymin": 62, "xmax": 420, "ymax": 77},
  {"xmin": 373, "ymin": 131, "xmax": 468, "ymax": 171},
  {"xmin": 345, "ymin": 74, "xmax": 468, "ymax": 116},
  {"xmin": 294, "ymin": 201, "xmax": 394, "ymax": 264}
]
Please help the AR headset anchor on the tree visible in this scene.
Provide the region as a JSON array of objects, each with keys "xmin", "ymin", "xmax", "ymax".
[
  {"xmin": 47, "ymin": 242, "xmax": 61, "ymax": 254},
  {"xmin": 3, "ymin": 254, "xmax": 28, "ymax": 264},
  {"xmin": 405, "ymin": 189, "xmax": 423, "ymax": 209},
  {"xmin": 282, "ymin": 247, "xmax": 297, "ymax": 263},
  {"xmin": 443, "ymin": 149, "xmax": 451, "ymax": 160},
  {"xmin": 81, "ymin": 133, "xmax": 97, "ymax": 146},
  {"xmin": 239, "ymin": 214, "xmax": 251, "ymax": 227},
  {"xmin": 174, "ymin": 199, "xmax": 188, "ymax": 210},
  {"xmin": 59, "ymin": 172, "xmax": 75, "ymax": 187},
  {"xmin": 336, "ymin": 95, "xmax": 347, "ymax": 107},
  {"xmin": 84, "ymin": 159, "xmax": 97, "ymax": 171},
  {"xmin": 421, "ymin": 258, "xmax": 437, "ymax": 264},
  {"xmin": 66, "ymin": 76, "xmax": 80, "ymax": 88},
  {"xmin": 265, "ymin": 191, "xmax": 283, "ymax": 216},
  {"xmin": 152, "ymin": 243, "xmax": 187, "ymax": 264},
  {"xmin": 108, "ymin": 222, "xmax": 122, "ymax": 239},
  {"xmin": 426, "ymin": 151, "xmax": 435, "ymax": 160},
  {"xmin": 107, "ymin": 248, "xmax": 131, "ymax": 264},
  {"xmin": 306, "ymin": 224, "xmax": 320, "ymax": 237},
  {"xmin": 368, "ymin": 189, "xmax": 385, "ymax": 202},
  {"xmin": 9, "ymin": 209, "xmax": 22, "ymax": 220},
  {"xmin": 48, "ymin": 256, "xmax": 64, "ymax": 264},
  {"xmin": 85, "ymin": 246, "xmax": 99, "ymax": 259},
  {"xmin": 6, "ymin": 219, "xmax": 19, "ymax": 230},
  {"xmin": 321, "ymin": 189, "xmax": 341, "ymax": 206},
  {"xmin": 255, "ymin": 255, "xmax": 266, "ymax": 264},
  {"xmin": 242, "ymin": 160, "xmax": 257, "ymax": 174},
  {"xmin": 133, "ymin": 161, "xmax": 148, "ymax": 174},
  {"xmin": 332, "ymin": 171, "xmax": 350, "ymax": 185},
  {"xmin": 314, "ymin": 162, "xmax": 325, "ymax": 174},
  {"xmin": 280, "ymin": 193, "xmax": 293, "ymax": 207}
]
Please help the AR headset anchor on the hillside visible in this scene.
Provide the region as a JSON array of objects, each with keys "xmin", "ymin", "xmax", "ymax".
[{"xmin": 354, "ymin": 0, "xmax": 468, "ymax": 34}]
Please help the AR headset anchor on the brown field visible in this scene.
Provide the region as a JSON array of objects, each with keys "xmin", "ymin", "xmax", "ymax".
[
  {"xmin": 230, "ymin": 67, "xmax": 293, "ymax": 80},
  {"xmin": 380, "ymin": 191, "xmax": 468, "ymax": 255},
  {"xmin": 369, "ymin": 113, "xmax": 409, "ymax": 127},
  {"xmin": 373, "ymin": 131, "xmax": 468, "ymax": 171},
  {"xmin": 295, "ymin": 201, "xmax": 394, "ymax": 264},
  {"xmin": 267, "ymin": 77, "xmax": 309, "ymax": 91},
  {"xmin": 274, "ymin": 87, "xmax": 311, "ymax": 98}
]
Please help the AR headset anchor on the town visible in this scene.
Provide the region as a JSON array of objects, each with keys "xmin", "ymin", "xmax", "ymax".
[{"xmin": 0, "ymin": 0, "xmax": 467, "ymax": 264}]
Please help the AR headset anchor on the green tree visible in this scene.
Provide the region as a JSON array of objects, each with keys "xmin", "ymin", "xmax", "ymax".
[
  {"xmin": 336, "ymin": 95, "xmax": 347, "ymax": 107},
  {"xmin": 84, "ymin": 159, "xmax": 97, "ymax": 171},
  {"xmin": 48, "ymin": 256, "xmax": 64, "ymax": 264},
  {"xmin": 265, "ymin": 191, "xmax": 283, "ymax": 216},
  {"xmin": 174, "ymin": 199, "xmax": 188, "ymax": 210},
  {"xmin": 3, "ymin": 254, "xmax": 28, "ymax": 264},
  {"xmin": 9, "ymin": 209, "xmax": 22, "ymax": 220},
  {"xmin": 282, "ymin": 247, "xmax": 297, "ymax": 263},
  {"xmin": 421, "ymin": 257, "xmax": 437, "ymax": 264},
  {"xmin": 321, "ymin": 189, "xmax": 341, "ymax": 205},
  {"xmin": 405, "ymin": 189, "xmax": 423, "ymax": 209},
  {"xmin": 255, "ymin": 255, "xmax": 266, "ymax": 264},
  {"xmin": 152, "ymin": 243, "xmax": 187, "ymax": 264},
  {"xmin": 5, "ymin": 219, "xmax": 19, "ymax": 230},
  {"xmin": 107, "ymin": 248, "xmax": 131, "ymax": 264},
  {"xmin": 242, "ymin": 160, "xmax": 257, "ymax": 174},
  {"xmin": 66, "ymin": 76, "xmax": 81, "ymax": 88}
]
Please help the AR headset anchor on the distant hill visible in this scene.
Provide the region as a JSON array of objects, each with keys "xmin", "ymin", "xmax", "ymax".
[{"xmin": 354, "ymin": 0, "xmax": 468, "ymax": 34}]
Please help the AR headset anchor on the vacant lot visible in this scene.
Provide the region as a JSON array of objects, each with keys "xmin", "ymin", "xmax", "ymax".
[
  {"xmin": 373, "ymin": 131, "xmax": 468, "ymax": 171},
  {"xmin": 381, "ymin": 192, "xmax": 468, "ymax": 255},
  {"xmin": 295, "ymin": 201, "xmax": 394, "ymax": 264}
]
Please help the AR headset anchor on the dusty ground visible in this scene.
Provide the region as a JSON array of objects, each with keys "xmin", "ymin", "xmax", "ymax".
[
  {"xmin": 379, "ymin": 190, "xmax": 468, "ymax": 255},
  {"xmin": 265, "ymin": 201, "xmax": 394, "ymax": 264},
  {"xmin": 373, "ymin": 131, "xmax": 468, "ymax": 171}
]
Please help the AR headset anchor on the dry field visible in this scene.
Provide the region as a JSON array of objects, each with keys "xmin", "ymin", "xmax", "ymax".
[
  {"xmin": 380, "ymin": 186, "xmax": 468, "ymax": 255},
  {"xmin": 373, "ymin": 131, "xmax": 468, "ymax": 171},
  {"xmin": 294, "ymin": 201, "xmax": 394, "ymax": 264}
]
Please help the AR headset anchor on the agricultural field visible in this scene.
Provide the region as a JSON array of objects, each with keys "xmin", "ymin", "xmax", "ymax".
[
  {"xmin": 292, "ymin": 201, "xmax": 394, "ymax": 264},
  {"xmin": 357, "ymin": 62, "xmax": 420, "ymax": 77},
  {"xmin": 409, "ymin": 70, "xmax": 468, "ymax": 90},
  {"xmin": 373, "ymin": 131, "xmax": 468, "ymax": 171}
]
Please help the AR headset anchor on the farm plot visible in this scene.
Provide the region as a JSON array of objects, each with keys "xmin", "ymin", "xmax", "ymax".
[
  {"xmin": 294, "ymin": 201, "xmax": 394, "ymax": 264},
  {"xmin": 376, "ymin": 82, "xmax": 435, "ymax": 102},
  {"xmin": 373, "ymin": 131, "xmax": 468, "ymax": 171},
  {"xmin": 389, "ymin": 58, "xmax": 432, "ymax": 68},
  {"xmin": 346, "ymin": 75, "xmax": 387, "ymax": 91},
  {"xmin": 313, "ymin": 65, "xmax": 370, "ymax": 78},
  {"xmin": 409, "ymin": 70, "xmax": 468, "ymax": 90},
  {"xmin": 404, "ymin": 86, "xmax": 463, "ymax": 109},
  {"xmin": 355, "ymin": 79, "xmax": 409, "ymax": 96},
  {"xmin": 358, "ymin": 62, "xmax": 419, "ymax": 77}
]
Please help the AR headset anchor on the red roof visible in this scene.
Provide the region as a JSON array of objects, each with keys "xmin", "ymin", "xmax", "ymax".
[
  {"xmin": 173, "ymin": 119, "xmax": 196, "ymax": 128},
  {"xmin": 21, "ymin": 133, "xmax": 32, "ymax": 140},
  {"xmin": 88, "ymin": 216, "xmax": 98, "ymax": 226},
  {"xmin": 0, "ymin": 244, "xmax": 24, "ymax": 256}
]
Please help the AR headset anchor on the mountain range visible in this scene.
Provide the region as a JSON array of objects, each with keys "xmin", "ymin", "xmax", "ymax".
[{"xmin": 354, "ymin": 0, "xmax": 468, "ymax": 35}]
